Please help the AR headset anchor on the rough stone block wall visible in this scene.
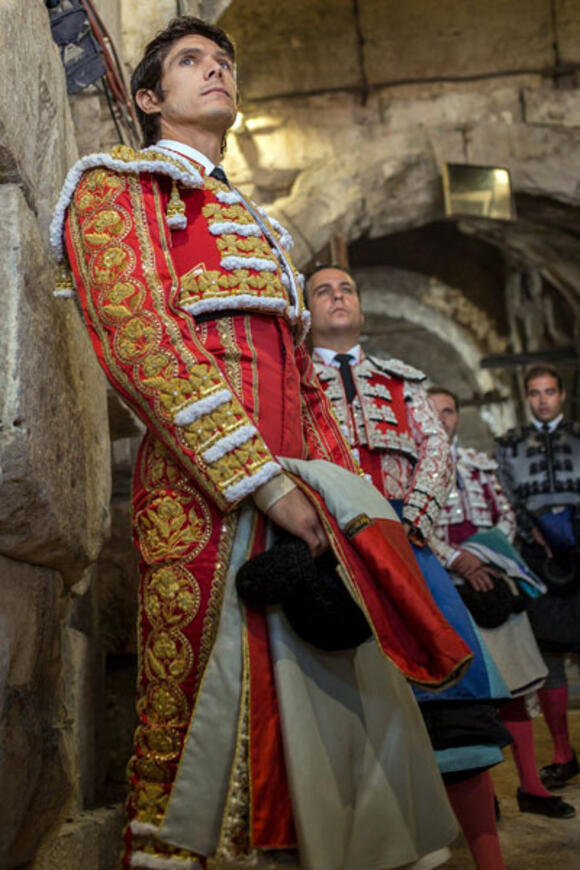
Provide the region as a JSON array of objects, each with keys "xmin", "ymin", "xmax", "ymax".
[{"xmin": 0, "ymin": 1, "xmax": 112, "ymax": 866}]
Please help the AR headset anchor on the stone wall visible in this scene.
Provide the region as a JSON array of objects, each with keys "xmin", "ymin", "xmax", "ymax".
[
  {"xmin": 220, "ymin": 0, "xmax": 580, "ymax": 426},
  {"xmin": 0, "ymin": 1, "xmax": 111, "ymax": 866},
  {"xmin": 1, "ymin": 2, "xmax": 579, "ymax": 867}
]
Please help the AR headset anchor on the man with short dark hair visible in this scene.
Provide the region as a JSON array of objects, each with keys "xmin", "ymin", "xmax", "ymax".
[
  {"xmin": 429, "ymin": 387, "xmax": 575, "ymax": 819},
  {"xmin": 308, "ymin": 265, "xmax": 515, "ymax": 869},
  {"xmin": 496, "ymin": 365, "xmax": 580, "ymax": 791},
  {"xmin": 50, "ymin": 16, "xmax": 465, "ymax": 870}
]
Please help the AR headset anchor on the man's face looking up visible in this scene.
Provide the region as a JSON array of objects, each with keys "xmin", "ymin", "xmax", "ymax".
[
  {"xmin": 137, "ymin": 34, "xmax": 237, "ymax": 139},
  {"xmin": 307, "ymin": 268, "xmax": 364, "ymax": 347}
]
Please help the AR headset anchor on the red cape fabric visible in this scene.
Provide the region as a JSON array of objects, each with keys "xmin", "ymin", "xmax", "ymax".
[{"xmin": 247, "ymin": 479, "xmax": 472, "ymax": 847}]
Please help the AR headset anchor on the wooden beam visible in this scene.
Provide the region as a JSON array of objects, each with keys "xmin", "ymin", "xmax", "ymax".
[
  {"xmin": 480, "ymin": 347, "xmax": 579, "ymax": 369},
  {"xmin": 330, "ymin": 234, "xmax": 349, "ymax": 269}
]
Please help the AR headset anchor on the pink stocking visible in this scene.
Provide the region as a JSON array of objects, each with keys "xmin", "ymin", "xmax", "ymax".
[
  {"xmin": 446, "ymin": 771, "xmax": 506, "ymax": 870},
  {"xmin": 500, "ymin": 697, "xmax": 552, "ymax": 796},
  {"xmin": 537, "ymin": 686, "xmax": 572, "ymax": 764}
]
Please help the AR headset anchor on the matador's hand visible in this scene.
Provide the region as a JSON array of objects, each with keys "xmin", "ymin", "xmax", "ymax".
[
  {"xmin": 452, "ymin": 548, "xmax": 484, "ymax": 579},
  {"xmin": 266, "ymin": 488, "xmax": 329, "ymax": 558},
  {"xmin": 403, "ymin": 521, "xmax": 426, "ymax": 548},
  {"xmin": 464, "ymin": 566, "xmax": 499, "ymax": 592}
]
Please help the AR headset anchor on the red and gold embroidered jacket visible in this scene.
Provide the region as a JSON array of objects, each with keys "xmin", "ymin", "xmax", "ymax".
[
  {"xmin": 51, "ymin": 145, "xmax": 356, "ymax": 511},
  {"xmin": 431, "ymin": 444, "xmax": 516, "ymax": 564},
  {"xmin": 313, "ymin": 352, "xmax": 453, "ymax": 538}
]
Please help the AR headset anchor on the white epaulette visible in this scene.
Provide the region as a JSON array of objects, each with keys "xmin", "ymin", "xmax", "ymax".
[
  {"xmin": 458, "ymin": 446, "xmax": 498, "ymax": 472},
  {"xmin": 367, "ymin": 355, "xmax": 426, "ymax": 382}
]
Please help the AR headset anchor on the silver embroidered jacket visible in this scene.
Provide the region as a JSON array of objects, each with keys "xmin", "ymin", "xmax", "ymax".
[
  {"xmin": 313, "ymin": 353, "xmax": 453, "ymax": 538},
  {"xmin": 431, "ymin": 445, "xmax": 516, "ymax": 564}
]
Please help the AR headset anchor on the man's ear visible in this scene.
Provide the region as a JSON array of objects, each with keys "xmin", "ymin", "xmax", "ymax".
[
  {"xmin": 136, "ymin": 88, "xmax": 162, "ymax": 116},
  {"xmin": 561, "ymin": 388, "xmax": 567, "ymax": 403}
]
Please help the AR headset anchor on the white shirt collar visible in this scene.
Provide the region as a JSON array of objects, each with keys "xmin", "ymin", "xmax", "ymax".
[
  {"xmin": 451, "ymin": 435, "xmax": 459, "ymax": 461},
  {"xmin": 156, "ymin": 139, "xmax": 218, "ymax": 175},
  {"xmin": 531, "ymin": 413, "xmax": 563, "ymax": 433},
  {"xmin": 314, "ymin": 344, "xmax": 362, "ymax": 367}
]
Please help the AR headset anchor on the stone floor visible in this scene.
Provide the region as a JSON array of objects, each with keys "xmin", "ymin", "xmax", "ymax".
[
  {"xmin": 32, "ymin": 712, "xmax": 580, "ymax": 869},
  {"xmin": 446, "ymin": 709, "xmax": 580, "ymax": 869}
]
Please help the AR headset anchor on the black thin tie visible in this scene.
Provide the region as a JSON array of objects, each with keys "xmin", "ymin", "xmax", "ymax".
[
  {"xmin": 210, "ymin": 166, "xmax": 230, "ymax": 186},
  {"xmin": 542, "ymin": 422, "xmax": 551, "ymax": 435},
  {"xmin": 334, "ymin": 353, "xmax": 356, "ymax": 403}
]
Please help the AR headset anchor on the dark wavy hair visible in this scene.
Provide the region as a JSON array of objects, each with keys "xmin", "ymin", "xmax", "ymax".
[
  {"xmin": 304, "ymin": 264, "xmax": 359, "ymax": 308},
  {"xmin": 524, "ymin": 364, "xmax": 563, "ymax": 392},
  {"xmin": 130, "ymin": 16, "xmax": 236, "ymax": 147},
  {"xmin": 426, "ymin": 386, "xmax": 460, "ymax": 411}
]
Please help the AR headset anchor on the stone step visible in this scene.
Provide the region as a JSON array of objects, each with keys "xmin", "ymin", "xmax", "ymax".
[{"xmin": 31, "ymin": 804, "xmax": 124, "ymax": 870}]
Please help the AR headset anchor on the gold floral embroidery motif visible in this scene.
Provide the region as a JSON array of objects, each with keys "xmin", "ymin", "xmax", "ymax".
[
  {"xmin": 91, "ymin": 243, "xmax": 134, "ymax": 285},
  {"xmin": 153, "ymin": 367, "xmax": 225, "ymax": 417},
  {"xmin": 201, "ymin": 436, "xmax": 270, "ymax": 491},
  {"xmin": 75, "ymin": 169, "xmax": 126, "ymax": 213},
  {"xmin": 179, "ymin": 267, "xmax": 283, "ymax": 305},
  {"xmin": 82, "ymin": 207, "xmax": 128, "ymax": 247},
  {"xmin": 147, "ymin": 681, "xmax": 189, "ymax": 725},
  {"xmin": 137, "ymin": 724, "xmax": 182, "ymax": 762},
  {"xmin": 133, "ymin": 782, "xmax": 170, "ymax": 824},
  {"xmin": 217, "ymin": 234, "xmax": 273, "ymax": 259},
  {"xmin": 135, "ymin": 493, "xmax": 211, "ymax": 564},
  {"xmin": 142, "ymin": 439, "xmax": 183, "ymax": 490},
  {"xmin": 117, "ymin": 314, "xmax": 162, "ymax": 363},
  {"xmin": 133, "ymin": 756, "xmax": 173, "ymax": 784},
  {"xmin": 144, "ymin": 563, "xmax": 201, "ymax": 629},
  {"xmin": 145, "ymin": 628, "xmax": 194, "ymax": 683},
  {"xmin": 101, "ymin": 280, "xmax": 145, "ymax": 322},
  {"xmin": 202, "ymin": 203, "xmax": 256, "ymax": 224}
]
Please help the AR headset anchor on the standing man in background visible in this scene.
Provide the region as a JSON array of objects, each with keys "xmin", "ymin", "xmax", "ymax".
[
  {"xmin": 429, "ymin": 386, "xmax": 574, "ymax": 819},
  {"xmin": 496, "ymin": 365, "xmax": 580, "ymax": 792},
  {"xmin": 308, "ymin": 264, "xmax": 512, "ymax": 870}
]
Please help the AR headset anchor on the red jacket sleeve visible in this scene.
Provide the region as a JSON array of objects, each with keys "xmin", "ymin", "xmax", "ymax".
[{"xmin": 65, "ymin": 166, "xmax": 281, "ymax": 511}]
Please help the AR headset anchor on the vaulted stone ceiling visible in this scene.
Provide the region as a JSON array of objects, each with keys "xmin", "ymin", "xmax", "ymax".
[
  {"xmin": 218, "ymin": 0, "xmax": 580, "ymax": 424},
  {"xmin": 221, "ymin": 0, "xmax": 569, "ymax": 102}
]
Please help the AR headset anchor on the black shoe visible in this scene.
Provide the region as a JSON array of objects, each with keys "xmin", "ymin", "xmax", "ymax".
[
  {"xmin": 539, "ymin": 750, "xmax": 579, "ymax": 790},
  {"xmin": 517, "ymin": 788, "xmax": 576, "ymax": 818}
]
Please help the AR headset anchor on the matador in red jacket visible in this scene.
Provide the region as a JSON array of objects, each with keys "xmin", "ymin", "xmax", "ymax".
[{"xmin": 50, "ymin": 17, "xmax": 469, "ymax": 870}]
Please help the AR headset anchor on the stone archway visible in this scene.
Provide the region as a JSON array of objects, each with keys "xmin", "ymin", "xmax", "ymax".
[{"xmin": 352, "ymin": 265, "xmax": 516, "ymax": 449}]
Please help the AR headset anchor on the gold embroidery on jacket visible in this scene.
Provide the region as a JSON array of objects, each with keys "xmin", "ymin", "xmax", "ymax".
[
  {"xmin": 202, "ymin": 202, "xmax": 256, "ymax": 224},
  {"xmin": 70, "ymin": 167, "xmax": 279, "ymax": 509},
  {"xmin": 216, "ymin": 317, "xmax": 244, "ymax": 400},
  {"xmin": 145, "ymin": 628, "xmax": 194, "ymax": 683},
  {"xmin": 217, "ymin": 234, "xmax": 273, "ymax": 259},
  {"xmin": 134, "ymin": 492, "xmax": 211, "ymax": 563},
  {"xmin": 82, "ymin": 207, "xmax": 128, "ymax": 246},
  {"xmin": 144, "ymin": 563, "xmax": 201, "ymax": 628},
  {"xmin": 179, "ymin": 267, "xmax": 283, "ymax": 306}
]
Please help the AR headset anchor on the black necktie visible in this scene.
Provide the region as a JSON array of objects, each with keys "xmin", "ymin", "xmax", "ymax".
[
  {"xmin": 542, "ymin": 423, "xmax": 551, "ymax": 435},
  {"xmin": 210, "ymin": 166, "xmax": 230, "ymax": 186},
  {"xmin": 334, "ymin": 353, "xmax": 356, "ymax": 403}
]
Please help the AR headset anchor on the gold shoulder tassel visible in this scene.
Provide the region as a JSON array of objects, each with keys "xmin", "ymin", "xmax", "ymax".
[
  {"xmin": 53, "ymin": 261, "xmax": 75, "ymax": 298},
  {"xmin": 166, "ymin": 178, "xmax": 187, "ymax": 230}
]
